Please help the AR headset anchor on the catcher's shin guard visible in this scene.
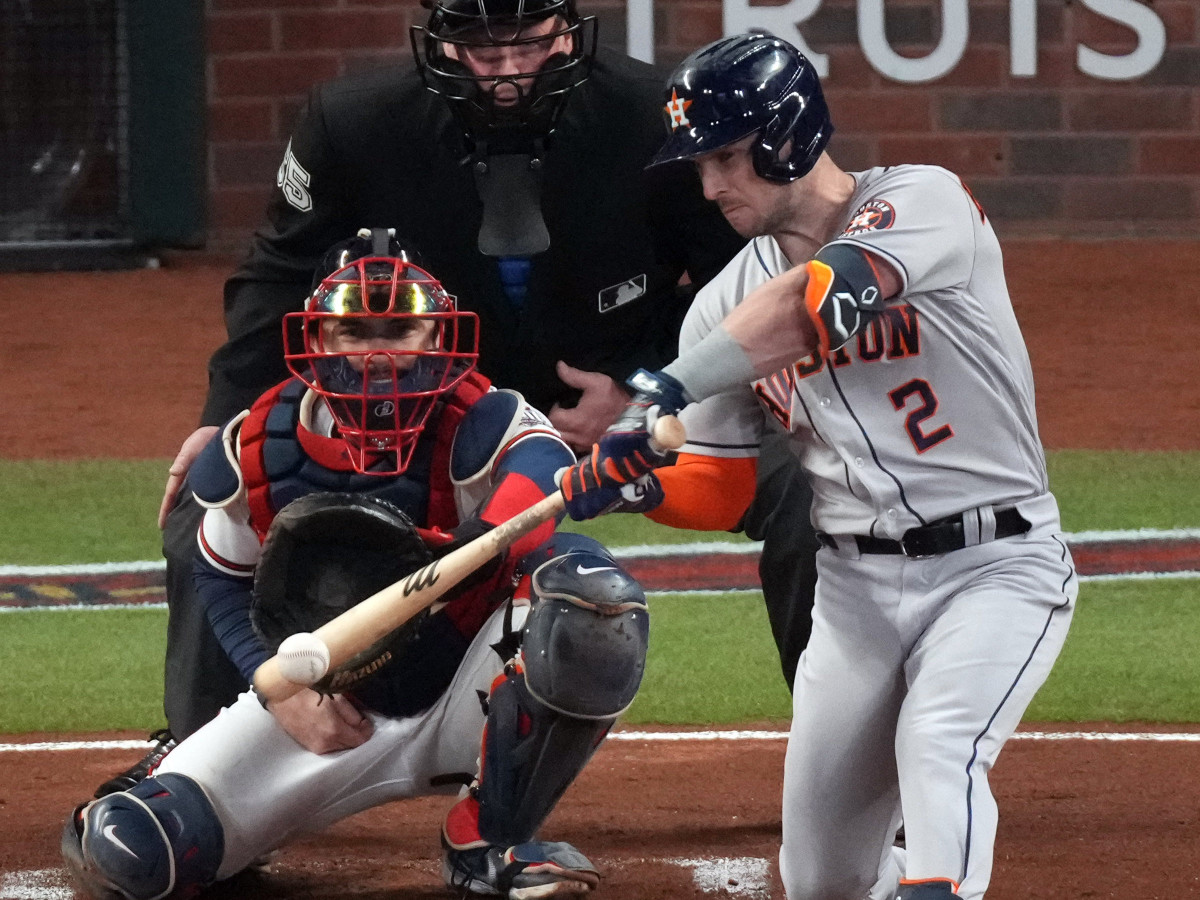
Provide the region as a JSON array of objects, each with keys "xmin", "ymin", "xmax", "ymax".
[
  {"xmin": 61, "ymin": 774, "xmax": 224, "ymax": 900},
  {"xmin": 474, "ymin": 545, "xmax": 649, "ymax": 845},
  {"xmin": 474, "ymin": 664, "xmax": 612, "ymax": 846}
]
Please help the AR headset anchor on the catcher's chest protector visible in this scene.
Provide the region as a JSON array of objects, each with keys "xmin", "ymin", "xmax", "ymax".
[{"xmin": 240, "ymin": 374, "xmax": 490, "ymax": 540}]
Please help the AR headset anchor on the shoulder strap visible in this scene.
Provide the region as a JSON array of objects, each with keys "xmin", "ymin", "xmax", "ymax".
[
  {"xmin": 427, "ymin": 370, "xmax": 492, "ymax": 528},
  {"xmin": 239, "ymin": 380, "xmax": 298, "ymax": 541}
]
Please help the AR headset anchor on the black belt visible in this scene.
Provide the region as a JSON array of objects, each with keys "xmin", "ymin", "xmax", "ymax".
[{"xmin": 817, "ymin": 507, "xmax": 1031, "ymax": 558}]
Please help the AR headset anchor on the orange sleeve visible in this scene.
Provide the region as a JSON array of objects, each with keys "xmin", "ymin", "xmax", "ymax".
[{"xmin": 648, "ymin": 452, "xmax": 758, "ymax": 532}]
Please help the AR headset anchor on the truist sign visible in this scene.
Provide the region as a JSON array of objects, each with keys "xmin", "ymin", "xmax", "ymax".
[{"xmin": 720, "ymin": 0, "xmax": 1168, "ymax": 82}]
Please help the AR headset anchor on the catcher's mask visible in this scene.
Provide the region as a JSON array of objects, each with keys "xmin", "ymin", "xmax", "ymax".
[
  {"xmin": 284, "ymin": 229, "xmax": 479, "ymax": 475},
  {"xmin": 411, "ymin": 0, "xmax": 597, "ymax": 151}
]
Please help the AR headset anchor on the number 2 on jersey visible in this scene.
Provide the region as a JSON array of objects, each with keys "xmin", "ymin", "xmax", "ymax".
[{"xmin": 888, "ymin": 379, "xmax": 954, "ymax": 453}]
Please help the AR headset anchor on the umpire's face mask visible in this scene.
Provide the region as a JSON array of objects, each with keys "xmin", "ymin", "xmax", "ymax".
[
  {"xmin": 412, "ymin": 5, "xmax": 597, "ymax": 256},
  {"xmin": 445, "ymin": 17, "xmax": 573, "ymax": 111}
]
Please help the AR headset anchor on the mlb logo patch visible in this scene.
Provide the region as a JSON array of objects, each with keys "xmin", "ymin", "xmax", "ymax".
[{"xmin": 598, "ymin": 274, "xmax": 647, "ymax": 313}]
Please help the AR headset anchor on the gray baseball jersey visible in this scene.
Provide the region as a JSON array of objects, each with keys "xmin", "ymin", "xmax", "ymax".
[
  {"xmin": 679, "ymin": 165, "xmax": 1053, "ymax": 537},
  {"xmin": 674, "ymin": 164, "xmax": 1077, "ymax": 900}
]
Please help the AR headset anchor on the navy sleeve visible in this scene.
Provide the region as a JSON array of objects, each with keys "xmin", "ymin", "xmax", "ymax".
[
  {"xmin": 190, "ymin": 423, "xmax": 243, "ymax": 506},
  {"xmin": 193, "ymin": 556, "xmax": 269, "ymax": 683}
]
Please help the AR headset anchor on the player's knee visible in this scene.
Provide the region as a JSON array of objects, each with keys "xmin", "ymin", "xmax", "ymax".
[
  {"xmin": 896, "ymin": 879, "xmax": 963, "ymax": 900},
  {"xmin": 62, "ymin": 774, "xmax": 224, "ymax": 900},
  {"xmin": 522, "ymin": 545, "xmax": 649, "ymax": 719}
]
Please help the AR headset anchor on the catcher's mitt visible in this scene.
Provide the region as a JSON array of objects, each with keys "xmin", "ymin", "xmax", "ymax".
[{"xmin": 251, "ymin": 492, "xmax": 434, "ymax": 693}]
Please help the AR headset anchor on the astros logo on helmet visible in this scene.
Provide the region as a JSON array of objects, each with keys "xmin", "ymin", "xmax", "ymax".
[{"xmin": 665, "ymin": 88, "xmax": 692, "ymax": 130}]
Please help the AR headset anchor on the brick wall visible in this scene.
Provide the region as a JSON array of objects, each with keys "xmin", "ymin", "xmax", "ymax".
[{"xmin": 205, "ymin": 0, "xmax": 1200, "ymax": 248}]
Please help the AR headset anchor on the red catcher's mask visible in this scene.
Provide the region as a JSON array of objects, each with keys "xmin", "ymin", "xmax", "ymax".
[{"xmin": 284, "ymin": 255, "xmax": 479, "ymax": 475}]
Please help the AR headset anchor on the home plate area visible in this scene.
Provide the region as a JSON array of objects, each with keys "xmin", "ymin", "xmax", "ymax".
[
  {"xmin": 0, "ymin": 858, "xmax": 773, "ymax": 900},
  {"xmin": 7, "ymin": 727, "xmax": 1200, "ymax": 899}
]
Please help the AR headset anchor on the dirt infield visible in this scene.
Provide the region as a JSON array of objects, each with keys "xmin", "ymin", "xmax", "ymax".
[
  {"xmin": 4, "ymin": 729, "xmax": 1200, "ymax": 899},
  {"xmin": 2, "ymin": 240, "xmax": 1199, "ymax": 898}
]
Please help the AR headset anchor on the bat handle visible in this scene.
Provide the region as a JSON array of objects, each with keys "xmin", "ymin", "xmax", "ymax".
[{"xmin": 649, "ymin": 413, "xmax": 686, "ymax": 453}]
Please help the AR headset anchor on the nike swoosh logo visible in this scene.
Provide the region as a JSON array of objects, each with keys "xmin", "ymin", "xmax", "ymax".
[
  {"xmin": 103, "ymin": 824, "xmax": 140, "ymax": 859},
  {"xmin": 576, "ymin": 564, "xmax": 617, "ymax": 575}
]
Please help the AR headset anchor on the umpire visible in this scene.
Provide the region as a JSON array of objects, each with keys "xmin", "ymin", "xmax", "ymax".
[{"xmin": 95, "ymin": 0, "xmax": 816, "ymax": 796}]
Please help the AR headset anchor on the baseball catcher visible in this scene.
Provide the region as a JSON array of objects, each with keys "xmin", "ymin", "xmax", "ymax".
[{"xmin": 61, "ymin": 229, "xmax": 649, "ymax": 899}]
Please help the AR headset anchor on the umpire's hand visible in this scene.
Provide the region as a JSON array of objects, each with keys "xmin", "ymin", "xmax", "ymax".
[
  {"xmin": 158, "ymin": 425, "xmax": 220, "ymax": 529},
  {"xmin": 549, "ymin": 362, "xmax": 631, "ymax": 452}
]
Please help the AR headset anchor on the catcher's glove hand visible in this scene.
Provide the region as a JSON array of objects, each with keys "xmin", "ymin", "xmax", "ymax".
[{"xmin": 251, "ymin": 492, "xmax": 434, "ymax": 694}]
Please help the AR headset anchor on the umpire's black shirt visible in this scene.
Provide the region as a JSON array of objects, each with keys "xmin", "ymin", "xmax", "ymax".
[{"xmin": 202, "ymin": 48, "xmax": 745, "ymax": 425}]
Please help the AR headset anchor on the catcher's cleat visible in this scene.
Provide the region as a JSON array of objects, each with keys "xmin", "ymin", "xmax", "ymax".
[
  {"xmin": 441, "ymin": 839, "xmax": 599, "ymax": 900},
  {"xmin": 93, "ymin": 728, "xmax": 177, "ymax": 799},
  {"xmin": 442, "ymin": 794, "xmax": 597, "ymax": 899}
]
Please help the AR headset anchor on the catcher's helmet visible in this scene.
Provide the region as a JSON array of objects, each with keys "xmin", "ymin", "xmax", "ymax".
[
  {"xmin": 647, "ymin": 33, "xmax": 833, "ymax": 183},
  {"xmin": 284, "ymin": 229, "xmax": 479, "ymax": 476},
  {"xmin": 410, "ymin": 0, "xmax": 596, "ymax": 146}
]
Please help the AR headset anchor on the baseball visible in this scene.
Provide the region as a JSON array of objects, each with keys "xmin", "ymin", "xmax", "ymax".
[{"xmin": 275, "ymin": 632, "xmax": 331, "ymax": 686}]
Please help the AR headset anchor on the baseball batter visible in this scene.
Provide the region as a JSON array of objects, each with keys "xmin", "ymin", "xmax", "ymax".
[
  {"xmin": 562, "ymin": 35, "xmax": 1078, "ymax": 900},
  {"xmin": 61, "ymin": 232, "xmax": 649, "ymax": 900}
]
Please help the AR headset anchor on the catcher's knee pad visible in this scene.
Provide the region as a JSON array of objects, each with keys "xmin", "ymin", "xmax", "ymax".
[
  {"xmin": 475, "ymin": 667, "xmax": 612, "ymax": 846},
  {"xmin": 521, "ymin": 546, "xmax": 649, "ymax": 719},
  {"xmin": 62, "ymin": 773, "xmax": 224, "ymax": 900}
]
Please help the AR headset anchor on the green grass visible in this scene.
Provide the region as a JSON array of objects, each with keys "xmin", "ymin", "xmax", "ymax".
[
  {"xmin": 626, "ymin": 593, "xmax": 792, "ymax": 724},
  {"xmin": 0, "ymin": 459, "xmax": 166, "ymax": 564},
  {"xmin": 4, "ymin": 579, "xmax": 1200, "ymax": 733},
  {"xmin": 0, "ymin": 608, "xmax": 168, "ymax": 732},
  {"xmin": 1, "ymin": 450, "xmax": 1196, "ymax": 564},
  {"xmin": 1, "ymin": 450, "xmax": 1198, "ymax": 734},
  {"xmin": 1027, "ymin": 578, "xmax": 1200, "ymax": 722},
  {"xmin": 1047, "ymin": 450, "xmax": 1200, "ymax": 532},
  {"xmin": 558, "ymin": 513, "xmax": 754, "ymax": 548}
]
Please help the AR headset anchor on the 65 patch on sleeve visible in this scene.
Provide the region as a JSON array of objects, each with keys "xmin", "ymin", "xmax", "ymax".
[
  {"xmin": 277, "ymin": 140, "xmax": 313, "ymax": 213},
  {"xmin": 598, "ymin": 274, "xmax": 647, "ymax": 312}
]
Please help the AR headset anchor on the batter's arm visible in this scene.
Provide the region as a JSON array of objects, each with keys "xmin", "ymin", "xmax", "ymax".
[
  {"xmin": 665, "ymin": 249, "xmax": 902, "ymax": 402},
  {"xmin": 649, "ymin": 453, "xmax": 758, "ymax": 532}
]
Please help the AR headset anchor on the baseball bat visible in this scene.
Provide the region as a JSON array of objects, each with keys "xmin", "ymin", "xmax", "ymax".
[{"xmin": 253, "ymin": 414, "xmax": 686, "ymax": 703}]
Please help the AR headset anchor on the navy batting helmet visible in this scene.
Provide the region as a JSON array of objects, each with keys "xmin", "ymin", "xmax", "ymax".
[{"xmin": 647, "ymin": 33, "xmax": 833, "ymax": 183}]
